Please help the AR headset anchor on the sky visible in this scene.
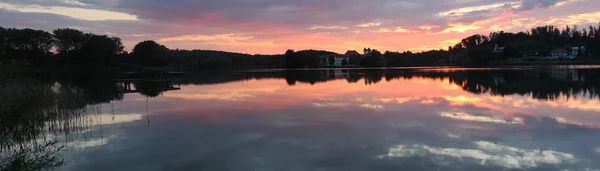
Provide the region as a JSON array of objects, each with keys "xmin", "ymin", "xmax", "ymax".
[{"xmin": 0, "ymin": 0, "xmax": 599, "ymax": 54}]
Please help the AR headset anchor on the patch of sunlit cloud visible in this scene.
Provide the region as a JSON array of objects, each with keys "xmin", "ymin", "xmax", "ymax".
[
  {"xmin": 439, "ymin": 39, "xmax": 461, "ymax": 47},
  {"xmin": 375, "ymin": 97, "xmax": 395, "ymax": 103},
  {"xmin": 554, "ymin": 0, "xmax": 579, "ymax": 7},
  {"xmin": 419, "ymin": 25, "xmax": 439, "ymax": 30},
  {"xmin": 441, "ymin": 23, "xmax": 482, "ymax": 33},
  {"xmin": 559, "ymin": 11, "xmax": 600, "ymax": 25},
  {"xmin": 420, "ymin": 99, "xmax": 437, "ymax": 104},
  {"xmin": 315, "ymin": 32, "xmax": 333, "ymax": 35},
  {"xmin": 158, "ymin": 33, "xmax": 280, "ymax": 49},
  {"xmin": 357, "ymin": 22, "xmax": 382, "ymax": 28},
  {"xmin": 0, "ymin": 2, "xmax": 138, "ymax": 21},
  {"xmin": 394, "ymin": 27, "xmax": 416, "ymax": 33},
  {"xmin": 313, "ymin": 102, "xmax": 349, "ymax": 107},
  {"xmin": 360, "ymin": 103, "xmax": 384, "ymax": 109},
  {"xmin": 438, "ymin": 2, "xmax": 519, "ymax": 17},
  {"xmin": 377, "ymin": 28, "xmax": 391, "ymax": 33},
  {"xmin": 59, "ymin": 0, "xmax": 89, "ymax": 6},
  {"xmin": 131, "ymin": 33, "xmax": 163, "ymax": 37},
  {"xmin": 158, "ymin": 33, "xmax": 252, "ymax": 42},
  {"xmin": 380, "ymin": 141, "xmax": 576, "ymax": 169},
  {"xmin": 406, "ymin": 40, "xmax": 461, "ymax": 52},
  {"xmin": 310, "ymin": 25, "xmax": 349, "ymax": 30},
  {"xmin": 440, "ymin": 112, "xmax": 523, "ymax": 124}
]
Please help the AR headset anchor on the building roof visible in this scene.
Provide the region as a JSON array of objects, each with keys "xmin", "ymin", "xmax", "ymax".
[
  {"xmin": 552, "ymin": 49, "xmax": 568, "ymax": 53},
  {"xmin": 345, "ymin": 50, "xmax": 360, "ymax": 56}
]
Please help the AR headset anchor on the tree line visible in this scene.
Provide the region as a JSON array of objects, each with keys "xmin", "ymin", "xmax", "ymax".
[
  {"xmin": 2, "ymin": 24, "xmax": 600, "ymax": 69},
  {"xmin": 284, "ymin": 24, "xmax": 600, "ymax": 68},
  {"xmin": 449, "ymin": 24, "xmax": 600, "ymax": 65},
  {"xmin": 0, "ymin": 26, "xmax": 285, "ymax": 69},
  {"xmin": 0, "ymin": 27, "xmax": 125, "ymax": 67}
]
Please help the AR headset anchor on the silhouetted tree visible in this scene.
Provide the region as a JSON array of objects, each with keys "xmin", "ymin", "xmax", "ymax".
[
  {"xmin": 52, "ymin": 28, "xmax": 88, "ymax": 53},
  {"xmin": 328, "ymin": 56, "xmax": 335, "ymax": 65},
  {"xmin": 132, "ymin": 40, "xmax": 170, "ymax": 67},
  {"xmin": 341, "ymin": 58, "xmax": 348, "ymax": 65},
  {"xmin": 78, "ymin": 35, "xmax": 124, "ymax": 65},
  {"xmin": 361, "ymin": 50, "xmax": 386, "ymax": 67},
  {"xmin": 4, "ymin": 28, "xmax": 54, "ymax": 65},
  {"xmin": 349, "ymin": 54, "xmax": 362, "ymax": 65},
  {"xmin": 0, "ymin": 26, "xmax": 6, "ymax": 59}
]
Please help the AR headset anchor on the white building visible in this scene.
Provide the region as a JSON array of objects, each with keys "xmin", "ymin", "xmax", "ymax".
[
  {"xmin": 550, "ymin": 49, "xmax": 568, "ymax": 59},
  {"xmin": 318, "ymin": 55, "xmax": 349, "ymax": 67},
  {"xmin": 492, "ymin": 44, "xmax": 505, "ymax": 53},
  {"xmin": 569, "ymin": 46, "xmax": 585, "ymax": 59}
]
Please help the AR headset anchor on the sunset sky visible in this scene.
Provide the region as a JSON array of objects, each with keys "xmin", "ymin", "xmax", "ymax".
[{"xmin": 1, "ymin": 0, "xmax": 599, "ymax": 54}]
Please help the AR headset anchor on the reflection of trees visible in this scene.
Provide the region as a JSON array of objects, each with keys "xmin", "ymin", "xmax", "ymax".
[
  {"xmin": 133, "ymin": 81, "xmax": 174, "ymax": 97},
  {"xmin": 177, "ymin": 68, "xmax": 600, "ymax": 101},
  {"xmin": 0, "ymin": 72, "xmax": 124, "ymax": 171}
]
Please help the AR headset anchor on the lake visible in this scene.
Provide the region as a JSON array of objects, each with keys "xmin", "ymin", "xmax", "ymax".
[{"xmin": 2, "ymin": 66, "xmax": 600, "ymax": 171}]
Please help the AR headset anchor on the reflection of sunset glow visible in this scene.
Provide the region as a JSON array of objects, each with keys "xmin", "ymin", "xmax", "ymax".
[
  {"xmin": 163, "ymin": 92, "xmax": 256, "ymax": 101},
  {"xmin": 440, "ymin": 112, "xmax": 523, "ymax": 125},
  {"xmin": 444, "ymin": 96, "xmax": 481, "ymax": 103},
  {"xmin": 360, "ymin": 104, "xmax": 384, "ymax": 109},
  {"xmin": 152, "ymin": 72, "xmax": 600, "ymax": 129},
  {"xmin": 313, "ymin": 102, "xmax": 349, "ymax": 107},
  {"xmin": 420, "ymin": 99, "xmax": 436, "ymax": 104},
  {"xmin": 375, "ymin": 97, "xmax": 417, "ymax": 104}
]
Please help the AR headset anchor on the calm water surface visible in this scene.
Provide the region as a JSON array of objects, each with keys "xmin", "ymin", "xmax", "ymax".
[{"xmin": 2, "ymin": 66, "xmax": 600, "ymax": 171}]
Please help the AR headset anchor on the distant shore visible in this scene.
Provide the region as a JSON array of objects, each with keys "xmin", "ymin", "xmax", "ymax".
[
  {"xmin": 481, "ymin": 59, "xmax": 600, "ymax": 67},
  {"xmin": 5, "ymin": 61, "xmax": 600, "ymax": 74}
]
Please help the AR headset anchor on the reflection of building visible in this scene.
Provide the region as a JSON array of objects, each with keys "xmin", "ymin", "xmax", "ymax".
[
  {"xmin": 317, "ymin": 69, "xmax": 350, "ymax": 80},
  {"xmin": 547, "ymin": 69, "xmax": 585, "ymax": 82}
]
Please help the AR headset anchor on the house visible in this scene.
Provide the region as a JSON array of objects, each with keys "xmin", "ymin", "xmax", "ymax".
[
  {"xmin": 569, "ymin": 46, "xmax": 585, "ymax": 59},
  {"xmin": 492, "ymin": 44, "xmax": 505, "ymax": 53},
  {"xmin": 318, "ymin": 55, "xmax": 349, "ymax": 67},
  {"xmin": 492, "ymin": 44, "xmax": 505, "ymax": 59},
  {"xmin": 550, "ymin": 49, "xmax": 568, "ymax": 59}
]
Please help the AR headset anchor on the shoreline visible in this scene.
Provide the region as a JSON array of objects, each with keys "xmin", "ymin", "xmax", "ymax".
[{"xmin": 3, "ymin": 61, "xmax": 600, "ymax": 73}]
